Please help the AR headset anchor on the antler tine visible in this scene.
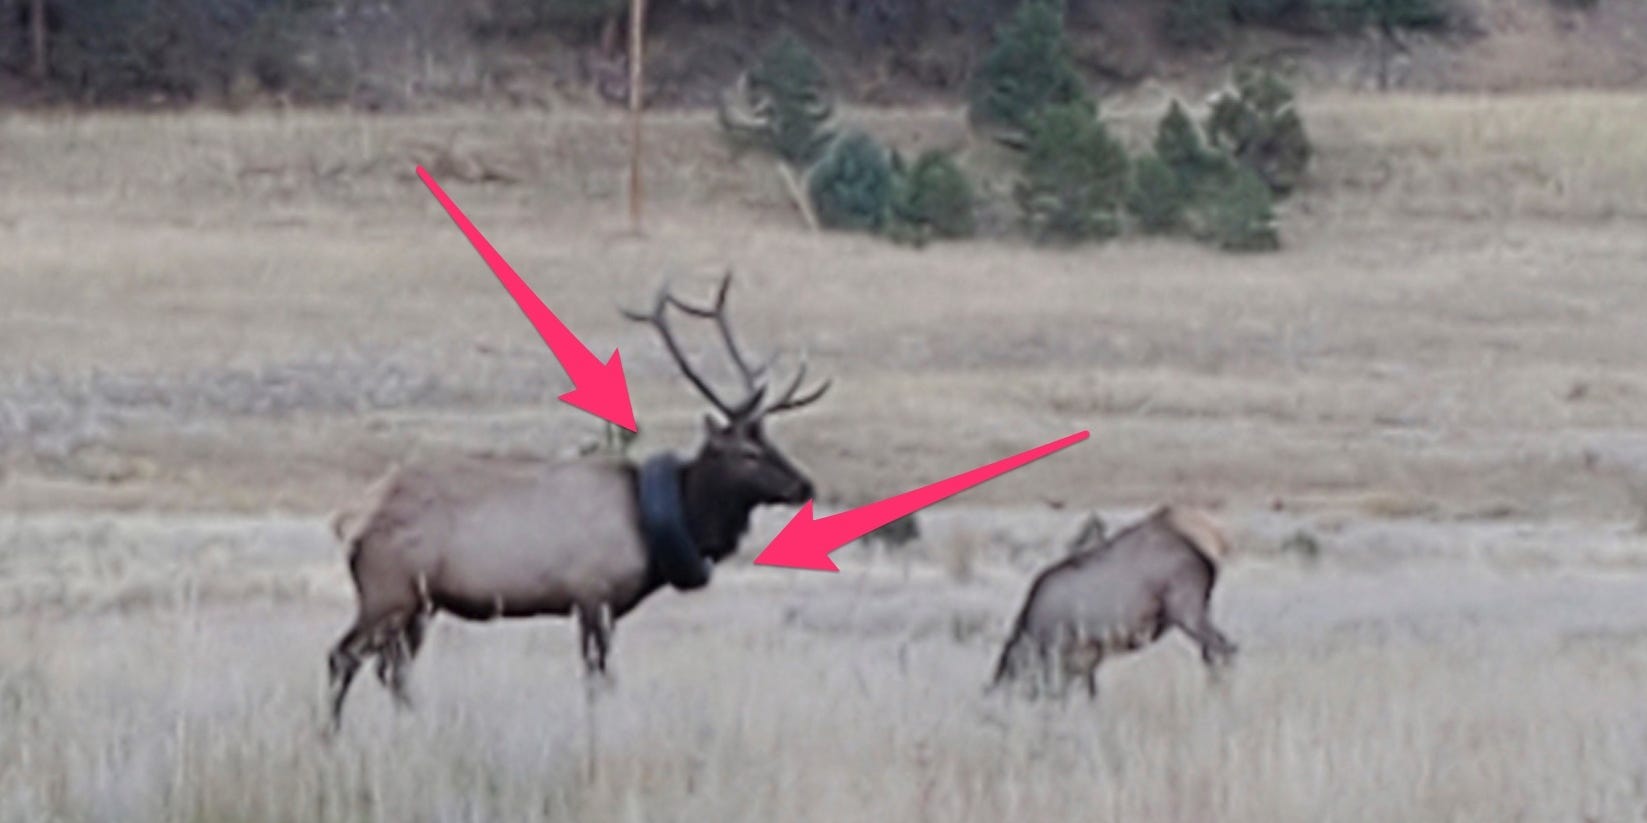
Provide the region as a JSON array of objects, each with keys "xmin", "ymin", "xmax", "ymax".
[
  {"xmin": 759, "ymin": 350, "xmax": 833, "ymax": 417},
  {"xmin": 616, "ymin": 282, "xmax": 665, "ymax": 323},
  {"xmin": 661, "ymin": 269, "xmax": 768, "ymax": 398},
  {"xmin": 619, "ymin": 280, "xmax": 740, "ymax": 420}
]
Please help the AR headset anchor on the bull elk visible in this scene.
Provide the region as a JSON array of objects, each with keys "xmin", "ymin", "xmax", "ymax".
[
  {"xmin": 324, "ymin": 272, "xmax": 830, "ymax": 731},
  {"xmin": 990, "ymin": 505, "xmax": 1238, "ymax": 701}
]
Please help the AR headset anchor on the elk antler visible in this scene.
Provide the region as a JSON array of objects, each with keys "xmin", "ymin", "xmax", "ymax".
[
  {"xmin": 758, "ymin": 349, "xmax": 832, "ymax": 419},
  {"xmin": 620, "ymin": 270, "xmax": 831, "ymax": 424},
  {"xmin": 621, "ymin": 273, "xmax": 770, "ymax": 422},
  {"xmin": 659, "ymin": 269, "xmax": 769, "ymax": 397}
]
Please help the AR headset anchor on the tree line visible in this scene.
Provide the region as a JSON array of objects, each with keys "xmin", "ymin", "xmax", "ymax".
[{"xmin": 1, "ymin": 0, "xmax": 1465, "ymax": 105}]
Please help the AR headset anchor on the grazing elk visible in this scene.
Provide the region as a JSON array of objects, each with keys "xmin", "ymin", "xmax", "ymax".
[
  {"xmin": 990, "ymin": 505, "xmax": 1238, "ymax": 701},
  {"xmin": 324, "ymin": 272, "xmax": 831, "ymax": 731}
]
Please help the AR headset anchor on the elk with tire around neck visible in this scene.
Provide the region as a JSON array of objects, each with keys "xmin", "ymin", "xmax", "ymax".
[{"xmin": 323, "ymin": 271, "xmax": 830, "ymax": 732}]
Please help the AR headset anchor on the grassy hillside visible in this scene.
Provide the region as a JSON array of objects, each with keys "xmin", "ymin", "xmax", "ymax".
[{"xmin": 1, "ymin": 0, "xmax": 1643, "ymax": 111}]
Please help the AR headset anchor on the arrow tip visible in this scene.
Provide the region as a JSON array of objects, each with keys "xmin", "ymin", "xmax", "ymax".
[
  {"xmin": 752, "ymin": 502, "xmax": 840, "ymax": 572},
  {"xmin": 558, "ymin": 349, "xmax": 638, "ymax": 432}
]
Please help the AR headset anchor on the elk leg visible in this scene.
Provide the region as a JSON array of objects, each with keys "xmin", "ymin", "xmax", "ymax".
[
  {"xmin": 1036, "ymin": 660, "xmax": 1059, "ymax": 702},
  {"xmin": 1046, "ymin": 641, "xmax": 1075, "ymax": 703},
  {"xmin": 1069, "ymin": 650, "xmax": 1103, "ymax": 702},
  {"xmin": 376, "ymin": 612, "xmax": 426, "ymax": 711},
  {"xmin": 575, "ymin": 603, "xmax": 615, "ymax": 684},
  {"xmin": 373, "ymin": 620, "xmax": 399, "ymax": 687},
  {"xmin": 326, "ymin": 624, "xmax": 370, "ymax": 731},
  {"xmin": 1163, "ymin": 587, "xmax": 1238, "ymax": 671},
  {"xmin": 597, "ymin": 602, "xmax": 613, "ymax": 674}
]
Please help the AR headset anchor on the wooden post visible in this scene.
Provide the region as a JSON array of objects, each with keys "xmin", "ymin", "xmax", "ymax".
[
  {"xmin": 627, "ymin": 0, "xmax": 647, "ymax": 234},
  {"xmin": 30, "ymin": 0, "xmax": 48, "ymax": 83}
]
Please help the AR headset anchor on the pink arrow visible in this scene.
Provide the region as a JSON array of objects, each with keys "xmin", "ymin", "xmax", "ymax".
[
  {"xmin": 755, "ymin": 430, "xmax": 1091, "ymax": 572},
  {"xmin": 417, "ymin": 167, "xmax": 637, "ymax": 432}
]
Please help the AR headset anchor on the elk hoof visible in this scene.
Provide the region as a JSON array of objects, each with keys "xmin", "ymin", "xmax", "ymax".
[{"xmin": 583, "ymin": 671, "xmax": 617, "ymax": 695}]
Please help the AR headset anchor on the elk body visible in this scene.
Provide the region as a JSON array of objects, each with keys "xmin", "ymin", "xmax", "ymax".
[
  {"xmin": 990, "ymin": 505, "xmax": 1238, "ymax": 701},
  {"xmin": 325, "ymin": 273, "xmax": 830, "ymax": 730}
]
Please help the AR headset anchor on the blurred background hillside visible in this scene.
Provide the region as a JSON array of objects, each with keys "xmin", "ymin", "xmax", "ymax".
[{"xmin": 3, "ymin": 0, "xmax": 1645, "ymax": 112}]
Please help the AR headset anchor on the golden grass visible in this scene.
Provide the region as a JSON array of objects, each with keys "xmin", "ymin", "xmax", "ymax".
[
  {"xmin": 2, "ymin": 563, "xmax": 1646, "ymax": 823},
  {"xmin": 7, "ymin": 91, "xmax": 1647, "ymax": 220},
  {"xmin": 1297, "ymin": 91, "xmax": 1647, "ymax": 219}
]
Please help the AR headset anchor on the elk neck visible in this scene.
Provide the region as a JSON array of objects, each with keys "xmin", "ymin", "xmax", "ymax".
[{"xmin": 677, "ymin": 458, "xmax": 757, "ymax": 562}]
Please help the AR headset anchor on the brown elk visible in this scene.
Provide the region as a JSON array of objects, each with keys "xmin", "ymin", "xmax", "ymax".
[
  {"xmin": 989, "ymin": 505, "xmax": 1238, "ymax": 701},
  {"xmin": 324, "ymin": 272, "xmax": 830, "ymax": 731}
]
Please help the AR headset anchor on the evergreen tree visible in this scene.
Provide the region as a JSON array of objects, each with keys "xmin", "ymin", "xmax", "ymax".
[
  {"xmin": 718, "ymin": 32, "xmax": 836, "ymax": 166},
  {"xmin": 1126, "ymin": 155, "xmax": 1190, "ymax": 234},
  {"xmin": 890, "ymin": 149, "xmax": 978, "ymax": 245},
  {"xmin": 967, "ymin": 0, "xmax": 1089, "ymax": 147},
  {"xmin": 1205, "ymin": 66, "xmax": 1311, "ymax": 196},
  {"xmin": 1194, "ymin": 164, "xmax": 1280, "ymax": 251},
  {"xmin": 1155, "ymin": 100, "xmax": 1233, "ymax": 185},
  {"xmin": 1013, "ymin": 102, "xmax": 1130, "ymax": 242},
  {"xmin": 808, "ymin": 131, "xmax": 895, "ymax": 233}
]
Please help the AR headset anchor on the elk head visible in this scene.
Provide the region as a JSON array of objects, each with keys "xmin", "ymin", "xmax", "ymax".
[{"xmin": 622, "ymin": 271, "xmax": 831, "ymax": 521}]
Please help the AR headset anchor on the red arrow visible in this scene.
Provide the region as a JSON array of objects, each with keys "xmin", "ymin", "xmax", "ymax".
[
  {"xmin": 417, "ymin": 167, "xmax": 637, "ymax": 432},
  {"xmin": 755, "ymin": 430, "xmax": 1090, "ymax": 572}
]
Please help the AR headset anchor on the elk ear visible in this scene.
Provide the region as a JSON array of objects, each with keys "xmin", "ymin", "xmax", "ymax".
[{"xmin": 703, "ymin": 414, "xmax": 722, "ymax": 436}]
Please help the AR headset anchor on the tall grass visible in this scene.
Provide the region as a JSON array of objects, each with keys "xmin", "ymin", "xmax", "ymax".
[{"xmin": 3, "ymin": 512, "xmax": 1647, "ymax": 822}]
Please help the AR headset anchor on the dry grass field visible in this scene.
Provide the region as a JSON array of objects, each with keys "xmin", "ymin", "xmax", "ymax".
[{"xmin": 4, "ymin": 91, "xmax": 1647, "ymax": 822}]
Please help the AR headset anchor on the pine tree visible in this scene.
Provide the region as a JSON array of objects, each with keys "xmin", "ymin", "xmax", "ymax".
[
  {"xmin": 1014, "ymin": 102, "xmax": 1130, "ymax": 243},
  {"xmin": 1205, "ymin": 66, "xmax": 1311, "ymax": 196},
  {"xmin": 807, "ymin": 131, "xmax": 894, "ymax": 233},
  {"xmin": 967, "ymin": 0, "xmax": 1089, "ymax": 147},
  {"xmin": 1194, "ymin": 164, "xmax": 1280, "ymax": 251},
  {"xmin": 718, "ymin": 32, "xmax": 836, "ymax": 166},
  {"xmin": 1155, "ymin": 100, "xmax": 1233, "ymax": 185},
  {"xmin": 1126, "ymin": 155, "xmax": 1190, "ymax": 234},
  {"xmin": 890, "ymin": 149, "xmax": 978, "ymax": 245}
]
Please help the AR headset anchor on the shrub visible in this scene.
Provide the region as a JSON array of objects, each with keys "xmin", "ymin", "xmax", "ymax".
[
  {"xmin": 48, "ymin": 0, "xmax": 270, "ymax": 103},
  {"xmin": 1314, "ymin": 0, "xmax": 1447, "ymax": 88},
  {"xmin": 889, "ymin": 149, "xmax": 977, "ymax": 245},
  {"xmin": 237, "ymin": 1, "xmax": 358, "ymax": 101},
  {"xmin": 1155, "ymin": 100, "xmax": 1235, "ymax": 185},
  {"xmin": 1013, "ymin": 102, "xmax": 1130, "ymax": 243},
  {"xmin": 532, "ymin": 0, "xmax": 626, "ymax": 24},
  {"xmin": 1204, "ymin": 65, "xmax": 1311, "ymax": 196},
  {"xmin": 1126, "ymin": 155, "xmax": 1190, "ymax": 234},
  {"xmin": 807, "ymin": 132, "xmax": 895, "ymax": 233},
  {"xmin": 1165, "ymin": 0, "xmax": 1232, "ymax": 49},
  {"xmin": 1319, "ymin": 0, "xmax": 1447, "ymax": 30},
  {"xmin": 1191, "ymin": 164, "xmax": 1280, "ymax": 251},
  {"xmin": 862, "ymin": 512, "xmax": 923, "ymax": 550},
  {"xmin": 718, "ymin": 33, "xmax": 836, "ymax": 166},
  {"xmin": 479, "ymin": 0, "xmax": 625, "ymax": 37},
  {"xmin": 1229, "ymin": 0, "xmax": 1311, "ymax": 24},
  {"xmin": 967, "ymin": 0, "xmax": 1089, "ymax": 147}
]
